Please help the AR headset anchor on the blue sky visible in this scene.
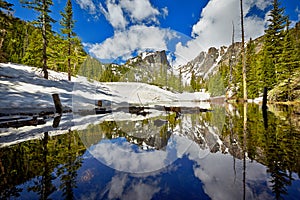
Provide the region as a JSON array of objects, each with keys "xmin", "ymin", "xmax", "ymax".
[{"xmin": 8, "ymin": 0, "xmax": 300, "ymax": 65}]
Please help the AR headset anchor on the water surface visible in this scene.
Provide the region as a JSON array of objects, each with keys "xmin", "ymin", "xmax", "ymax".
[{"xmin": 1, "ymin": 103, "xmax": 299, "ymax": 199}]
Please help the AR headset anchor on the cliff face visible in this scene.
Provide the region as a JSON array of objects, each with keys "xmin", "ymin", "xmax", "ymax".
[
  {"xmin": 179, "ymin": 47, "xmax": 222, "ymax": 81},
  {"xmin": 142, "ymin": 50, "xmax": 170, "ymax": 67},
  {"xmin": 126, "ymin": 50, "xmax": 170, "ymax": 67},
  {"xmin": 179, "ymin": 43, "xmax": 244, "ymax": 81},
  {"xmin": 121, "ymin": 50, "xmax": 171, "ymax": 84}
]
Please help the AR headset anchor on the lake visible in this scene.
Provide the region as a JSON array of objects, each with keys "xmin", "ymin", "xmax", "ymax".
[{"xmin": 1, "ymin": 103, "xmax": 300, "ymax": 199}]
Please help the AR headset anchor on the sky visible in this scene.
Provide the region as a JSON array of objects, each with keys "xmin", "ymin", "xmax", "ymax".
[{"xmin": 8, "ymin": 0, "xmax": 300, "ymax": 66}]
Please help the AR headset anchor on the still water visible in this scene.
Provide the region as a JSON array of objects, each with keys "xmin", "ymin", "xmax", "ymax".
[{"xmin": 1, "ymin": 103, "xmax": 300, "ymax": 199}]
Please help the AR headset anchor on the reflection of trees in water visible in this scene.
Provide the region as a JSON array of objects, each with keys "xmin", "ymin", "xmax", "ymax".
[
  {"xmin": 222, "ymin": 103, "xmax": 300, "ymax": 199},
  {"xmin": 28, "ymin": 132, "xmax": 56, "ymax": 199},
  {"xmin": 57, "ymin": 130, "xmax": 83, "ymax": 200},
  {"xmin": 0, "ymin": 131, "xmax": 85, "ymax": 199},
  {"xmin": 263, "ymin": 106, "xmax": 299, "ymax": 199}
]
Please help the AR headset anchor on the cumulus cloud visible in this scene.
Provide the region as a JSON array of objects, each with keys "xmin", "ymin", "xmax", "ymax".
[
  {"xmin": 120, "ymin": 0, "xmax": 160, "ymax": 23},
  {"xmin": 75, "ymin": 0, "xmax": 96, "ymax": 14},
  {"xmin": 99, "ymin": 1, "xmax": 128, "ymax": 30},
  {"xmin": 99, "ymin": 0, "xmax": 161, "ymax": 30},
  {"xmin": 248, "ymin": 0, "xmax": 271, "ymax": 10},
  {"xmin": 87, "ymin": 25, "xmax": 177, "ymax": 62},
  {"xmin": 175, "ymin": 0, "xmax": 271, "ymax": 66}
]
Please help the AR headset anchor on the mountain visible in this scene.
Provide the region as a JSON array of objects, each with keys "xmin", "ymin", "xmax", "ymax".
[
  {"xmin": 179, "ymin": 42, "xmax": 246, "ymax": 81},
  {"xmin": 80, "ymin": 20, "xmax": 299, "ymax": 100},
  {"xmin": 82, "ymin": 50, "xmax": 186, "ymax": 92},
  {"xmin": 180, "ymin": 46, "xmax": 225, "ymax": 81},
  {"xmin": 127, "ymin": 50, "xmax": 170, "ymax": 68}
]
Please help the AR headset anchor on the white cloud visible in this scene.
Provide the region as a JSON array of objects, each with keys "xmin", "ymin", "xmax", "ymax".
[
  {"xmin": 75, "ymin": 0, "xmax": 96, "ymax": 14},
  {"xmin": 99, "ymin": 0, "xmax": 161, "ymax": 30},
  {"xmin": 174, "ymin": 0, "xmax": 270, "ymax": 66},
  {"xmin": 87, "ymin": 25, "xmax": 177, "ymax": 62},
  {"xmin": 296, "ymin": 7, "xmax": 300, "ymax": 22},
  {"xmin": 175, "ymin": 40, "xmax": 204, "ymax": 66},
  {"xmin": 99, "ymin": 1, "xmax": 128, "ymax": 30},
  {"xmin": 248, "ymin": 0, "xmax": 271, "ymax": 11},
  {"xmin": 162, "ymin": 7, "xmax": 169, "ymax": 18},
  {"xmin": 120, "ymin": 0, "xmax": 160, "ymax": 23}
]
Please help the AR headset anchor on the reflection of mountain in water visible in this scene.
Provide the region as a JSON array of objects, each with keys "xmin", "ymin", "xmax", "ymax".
[{"xmin": 79, "ymin": 105, "xmax": 228, "ymax": 153}]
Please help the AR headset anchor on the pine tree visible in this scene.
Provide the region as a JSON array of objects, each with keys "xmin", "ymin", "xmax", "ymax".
[
  {"xmin": 278, "ymin": 20, "xmax": 298, "ymax": 101},
  {"xmin": 60, "ymin": 0, "xmax": 75, "ymax": 81},
  {"xmin": 0, "ymin": 0, "xmax": 13, "ymax": 60},
  {"xmin": 263, "ymin": 0, "xmax": 287, "ymax": 87},
  {"xmin": 190, "ymin": 70, "xmax": 197, "ymax": 91},
  {"xmin": 246, "ymin": 38, "xmax": 259, "ymax": 99},
  {"xmin": 21, "ymin": 0, "xmax": 55, "ymax": 79},
  {"xmin": 179, "ymin": 68, "xmax": 183, "ymax": 92},
  {"xmin": 22, "ymin": 28, "xmax": 43, "ymax": 68}
]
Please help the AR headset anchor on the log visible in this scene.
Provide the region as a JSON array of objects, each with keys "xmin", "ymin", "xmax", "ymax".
[
  {"xmin": 52, "ymin": 94, "xmax": 63, "ymax": 114},
  {"xmin": 0, "ymin": 117, "xmax": 46, "ymax": 128}
]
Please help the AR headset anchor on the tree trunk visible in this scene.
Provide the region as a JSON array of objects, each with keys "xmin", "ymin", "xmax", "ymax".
[
  {"xmin": 240, "ymin": 0, "xmax": 247, "ymax": 102},
  {"xmin": 0, "ymin": 29, "xmax": 7, "ymax": 51},
  {"xmin": 68, "ymin": 34, "xmax": 71, "ymax": 81},
  {"xmin": 42, "ymin": 0, "xmax": 48, "ymax": 79}
]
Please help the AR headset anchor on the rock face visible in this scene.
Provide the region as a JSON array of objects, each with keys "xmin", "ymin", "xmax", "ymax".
[
  {"xmin": 179, "ymin": 43, "xmax": 244, "ymax": 81},
  {"xmin": 180, "ymin": 47, "xmax": 222, "ymax": 80},
  {"xmin": 122, "ymin": 50, "xmax": 171, "ymax": 84},
  {"xmin": 142, "ymin": 50, "xmax": 170, "ymax": 67},
  {"xmin": 127, "ymin": 50, "xmax": 171, "ymax": 68}
]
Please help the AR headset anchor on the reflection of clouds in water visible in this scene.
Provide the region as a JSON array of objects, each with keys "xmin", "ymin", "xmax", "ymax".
[
  {"xmin": 107, "ymin": 174, "xmax": 128, "ymax": 199},
  {"xmin": 87, "ymin": 115, "xmax": 274, "ymax": 199},
  {"xmin": 89, "ymin": 136, "xmax": 188, "ymax": 173},
  {"xmin": 188, "ymin": 151, "xmax": 273, "ymax": 200},
  {"xmin": 104, "ymin": 173, "xmax": 160, "ymax": 200}
]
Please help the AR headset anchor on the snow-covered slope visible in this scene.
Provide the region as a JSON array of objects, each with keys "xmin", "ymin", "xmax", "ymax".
[
  {"xmin": 0, "ymin": 63, "xmax": 210, "ymax": 114},
  {"xmin": 0, "ymin": 63, "xmax": 211, "ymax": 147}
]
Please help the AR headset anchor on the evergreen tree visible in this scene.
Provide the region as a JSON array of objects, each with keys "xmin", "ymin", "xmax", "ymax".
[
  {"xmin": 0, "ymin": 0, "xmax": 13, "ymax": 60},
  {"xmin": 190, "ymin": 70, "xmax": 197, "ymax": 91},
  {"xmin": 179, "ymin": 68, "xmax": 183, "ymax": 92},
  {"xmin": 21, "ymin": 0, "xmax": 55, "ymax": 79},
  {"xmin": 277, "ymin": 20, "xmax": 298, "ymax": 101},
  {"xmin": 60, "ymin": 0, "xmax": 75, "ymax": 81},
  {"xmin": 21, "ymin": 28, "xmax": 43, "ymax": 68},
  {"xmin": 246, "ymin": 38, "xmax": 259, "ymax": 99},
  {"xmin": 263, "ymin": 0, "xmax": 287, "ymax": 87}
]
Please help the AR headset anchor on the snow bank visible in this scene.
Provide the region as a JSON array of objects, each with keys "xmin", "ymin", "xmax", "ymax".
[
  {"xmin": 0, "ymin": 63, "xmax": 212, "ymax": 147},
  {"xmin": 0, "ymin": 63, "xmax": 211, "ymax": 114}
]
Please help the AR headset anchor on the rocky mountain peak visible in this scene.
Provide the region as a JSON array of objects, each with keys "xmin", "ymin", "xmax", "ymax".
[
  {"xmin": 142, "ymin": 50, "xmax": 170, "ymax": 67},
  {"xmin": 127, "ymin": 50, "xmax": 171, "ymax": 68}
]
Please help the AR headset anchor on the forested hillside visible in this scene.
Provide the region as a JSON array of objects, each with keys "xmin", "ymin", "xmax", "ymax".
[
  {"xmin": 206, "ymin": 1, "xmax": 300, "ymax": 102},
  {"xmin": 0, "ymin": 0, "xmax": 86, "ymax": 79},
  {"xmin": 213, "ymin": 22, "xmax": 300, "ymax": 101}
]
